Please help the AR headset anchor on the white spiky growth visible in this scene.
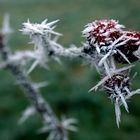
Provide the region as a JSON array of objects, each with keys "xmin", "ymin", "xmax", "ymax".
[
  {"xmin": 114, "ymin": 86, "xmax": 140, "ymax": 127},
  {"xmin": 21, "ymin": 19, "xmax": 61, "ymax": 36},
  {"xmin": 38, "ymin": 116, "xmax": 77, "ymax": 140},
  {"xmin": 1, "ymin": 13, "xmax": 13, "ymax": 35},
  {"xmin": 20, "ymin": 19, "xmax": 62, "ymax": 73},
  {"xmin": 20, "ymin": 19, "xmax": 84, "ymax": 74}
]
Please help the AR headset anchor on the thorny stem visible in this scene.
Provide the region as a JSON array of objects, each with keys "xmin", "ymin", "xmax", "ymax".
[
  {"xmin": 0, "ymin": 35, "xmax": 68, "ymax": 140},
  {"xmin": 42, "ymin": 36, "xmax": 83, "ymax": 58}
]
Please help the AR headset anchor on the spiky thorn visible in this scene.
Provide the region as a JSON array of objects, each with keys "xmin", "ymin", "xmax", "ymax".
[{"xmin": 38, "ymin": 117, "xmax": 77, "ymax": 140}]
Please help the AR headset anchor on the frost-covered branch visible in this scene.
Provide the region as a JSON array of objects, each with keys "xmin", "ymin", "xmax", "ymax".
[
  {"xmin": 20, "ymin": 19, "xmax": 98, "ymax": 73},
  {"xmin": 19, "ymin": 19, "xmax": 140, "ymax": 128},
  {"xmin": 0, "ymin": 15, "xmax": 76, "ymax": 140},
  {"xmin": 1, "ymin": 13, "xmax": 140, "ymax": 134}
]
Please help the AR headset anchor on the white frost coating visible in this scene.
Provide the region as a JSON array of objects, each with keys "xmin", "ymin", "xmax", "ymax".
[
  {"xmin": 115, "ymin": 100, "xmax": 121, "ymax": 128},
  {"xmin": 1, "ymin": 13, "xmax": 13, "ymax": 35},
  {"xmin": 133, "ymin": 46, "xmax": 140, "ymax": 59},
  {"xmin": 21, "ymin": 19, "xmax": 62, "ymax": 36},
  {"xmin": 20, "ymin": 19, "xmax": 83, "ymax": 73}
]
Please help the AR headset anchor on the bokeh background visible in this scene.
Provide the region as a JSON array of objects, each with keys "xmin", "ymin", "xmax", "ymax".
[{"xmin": 0, "ymin": 0, "xmax": 140, "ymax": 140}]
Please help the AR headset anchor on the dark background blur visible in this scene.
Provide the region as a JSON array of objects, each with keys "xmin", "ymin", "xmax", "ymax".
[{"xmin": 0, "ymin": 0, "xmax": 140, "ymax": 140}]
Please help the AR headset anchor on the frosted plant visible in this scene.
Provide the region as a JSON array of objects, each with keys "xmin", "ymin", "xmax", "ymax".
[
  {"xmin": 19, "ymin": 18, "xmax": 140, "ymax": 127},
  {"xmin": 83, "ymin": 19, "xmax": 140, "ymax": 127},
  {"xmin": 0, "ymin": 13, "xmax": 140, "ymax": 140},
  {"xmin": 82, "ymin": 20, "xmax": 140, "ymax": 69},
  {"xmin": 0, "ymin": 15, "xmax": 77, "ymax": 140}
]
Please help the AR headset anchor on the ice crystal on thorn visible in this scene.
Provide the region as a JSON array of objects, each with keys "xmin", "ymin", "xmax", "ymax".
[
  {"xmin": 1, "ymin": 13, "xmax": 13, "ymax": 35},
  {"xmin": 38, "ymin": 117, "xmax": 77, "ymax": 140},
  {"xmin": 20, "ymin": 19, "xmax": 63, "ymax": 73},
  {"xmin": 18, "ymin": 106, "xmax": 35, "ymax": 124},
  {"xmin": 21, "ymin": 19, "xmax": 61, "ymax": 36}
]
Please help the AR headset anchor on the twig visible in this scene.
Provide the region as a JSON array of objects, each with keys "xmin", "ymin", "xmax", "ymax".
[{"xmin": 0, "ymin": 34, "xmax": 75, "ymax": 140}]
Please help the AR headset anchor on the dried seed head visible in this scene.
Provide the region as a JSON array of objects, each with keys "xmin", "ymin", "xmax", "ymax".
[
  {"xmin": 82, "ymin": 19, "xmax": 140, "ymax": 64},
  {"xmin": 82, "ymin": 20, "xmax": 126, "ymax": 67},
  {"xmin": 113, "ymin": 30, "xmax": 140, "ymax": 63},
  {"xmin": 103, "ymin": 72, "xmax": 131, "ymax": 127},
  {"xmin": 82, "ymin": 19, "xmax": 124, "ymax": 47},
  {"xmin": 103, "ymin": 73, "xmax": 130, "ymax": 101},
  {"xmin": 83, "ymin": 19, "xmax": 140, "ymax": 127}
]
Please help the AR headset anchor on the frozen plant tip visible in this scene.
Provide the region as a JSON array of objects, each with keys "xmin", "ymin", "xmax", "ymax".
[
  {"xmin": 20, "ymin": 19, "xmax": 63, "ymax": 73},
  {"xmin": 82, "ymin": 19, "xmax": 124, "ymax": 46},
  {"xmin": 20, "ymin": 19, "xmax": 84, "ymax": 73},
  {"xmin": 103, "ymin": 73, "xmax": 130, "ymax": 127},
  {"xmin": 82, "ymin": 19, "xmax": 140, "ymax": 66},
  {"xmin": 83, "ymin": 19, "xmax": 140, "ymax": 127}
]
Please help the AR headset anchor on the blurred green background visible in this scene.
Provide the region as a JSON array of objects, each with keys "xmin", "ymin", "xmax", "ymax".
[{"xmin": 0, "ymin": 0, "xmax": 140, "ymax": 140}]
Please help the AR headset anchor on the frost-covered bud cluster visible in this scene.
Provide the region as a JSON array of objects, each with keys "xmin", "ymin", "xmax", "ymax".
[
  {"xmin": 82, "ymin": 19, "xmax": 124, "ymax": 46},
  {"xmin": 103, "ymin": 73, "xmax": 130, "ymax": 126},
  {"xmin": 82, "ymin": 19, "xmax": 140, "ymax": 66},
  {"xmin": 103, "ymin": 73, "xmax": 130, "ymax": 97},
  {"xmin": 83, "ymin": 19, "xmax": 140, "ymax": 127}
]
